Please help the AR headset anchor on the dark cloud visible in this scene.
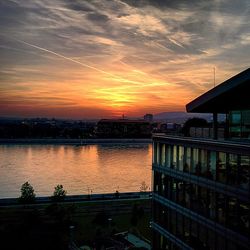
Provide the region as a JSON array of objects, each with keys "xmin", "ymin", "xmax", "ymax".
[
  {"xmin": 121, "ymin": 0, "xmax": 210, "ymax": 10},
  {"xmin": 65, "ymin": 1, "xmax": 94, "ymax": 12},
  {"xmin": 87, "ymin": 13, "xmax": 110, "ymax": 23}
]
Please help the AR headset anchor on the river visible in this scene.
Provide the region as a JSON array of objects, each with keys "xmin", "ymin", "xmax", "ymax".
[{"xmin": 0, "ymin": 143, "xmax": 152, "ymax": 198}]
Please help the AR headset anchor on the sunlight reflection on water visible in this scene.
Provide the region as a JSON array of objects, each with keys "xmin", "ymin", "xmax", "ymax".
[{"xmin": 0, "ymin": 144, "xmax": 152, "ymax": 198}]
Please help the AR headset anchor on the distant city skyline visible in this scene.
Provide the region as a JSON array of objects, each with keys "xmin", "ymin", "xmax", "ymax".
[{"xmin": 0, "ymin": 0, "xmax": 249, "ymax": 118}]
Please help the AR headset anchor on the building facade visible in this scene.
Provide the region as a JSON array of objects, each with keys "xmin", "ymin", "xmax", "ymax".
[
  {"xmin": 152, "ymin": 69, "xmax": 250, "ymax": 250},
  {"xmin": 96, "ymin": 119, "xmax": 151, "ymax": 138}
]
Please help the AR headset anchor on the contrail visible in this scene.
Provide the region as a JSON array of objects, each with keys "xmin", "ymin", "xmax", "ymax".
[
  {"xmin": 15, "ymin": 38, "xmax": 119, "ymax": 78},
  {"xmin": 2, "ymin": 34, "xmax": 165, "ymax": 87}
]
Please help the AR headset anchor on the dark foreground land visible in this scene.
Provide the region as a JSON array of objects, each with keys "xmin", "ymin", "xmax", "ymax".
[{"xmin": 0, "ymin": 194, "xmax": 151, "ymax": 250}]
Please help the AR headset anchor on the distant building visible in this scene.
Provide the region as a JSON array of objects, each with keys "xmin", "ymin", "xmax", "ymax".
[
  {"xmin": 152, "ymin": 68, "xmax": 250, "ymax": 250},
  {"xmin": 144, "ymin": 114, "xmax": 153, "ymax": 122},
  {"xmin": 96, "ymin": 119, "xmax": 151, "ymax": 138}
]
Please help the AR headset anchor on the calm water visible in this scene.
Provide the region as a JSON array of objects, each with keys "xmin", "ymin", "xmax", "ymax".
[{"xmin": 0, "ymin": 144, "xmax": 152, "ymax": 198}]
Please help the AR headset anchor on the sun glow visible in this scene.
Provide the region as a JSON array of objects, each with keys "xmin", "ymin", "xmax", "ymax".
[{"xmin": 1, "ymin": 0, "xmax": 248, "ymax": 118}]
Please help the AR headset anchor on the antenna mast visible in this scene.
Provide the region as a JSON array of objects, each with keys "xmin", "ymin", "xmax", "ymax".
[{"xmin": 213, "ymin": 67, "xmax": 216, "ymax": 87}]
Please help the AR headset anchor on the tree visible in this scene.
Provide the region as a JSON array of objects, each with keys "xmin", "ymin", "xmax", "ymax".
[
  {"xmin": 52, "ymin": 184, "xmax": 67, "ymax": 202},
  {"xmin": 182, "ymin": 117, "xmax": 208, "ymax": 136},
  {"xmin": 19, "ymin": 182, "xmax": 36, "ymax": 203}
]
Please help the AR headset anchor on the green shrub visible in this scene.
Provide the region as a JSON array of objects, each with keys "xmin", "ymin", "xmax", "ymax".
[
  {"xmin": 51, "ymin": 184, "xmax": 67, "ymax": 202},
  {"xmin": 19, "ymin": 182, "xmax": 36, "ymax": 204}
]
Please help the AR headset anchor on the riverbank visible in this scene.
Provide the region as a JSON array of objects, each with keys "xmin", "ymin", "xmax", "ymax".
[
  {"xmin": 0, "ymin": 138, "xmax": 152, "ymax": 145},
  {"xmin": 0, "ymin": 191, "xmax": 151, "ymax": 206}
]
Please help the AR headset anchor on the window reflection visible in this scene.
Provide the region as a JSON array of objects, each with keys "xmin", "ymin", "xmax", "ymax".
[
  {"xmin": 172, "ymin": 146, "xmax": 177, "ymax": 169},
  {"xmin": 161, "ymin": 144, "xmax": 165, "ymax": 166},
  {"xmin": 184, "ymin": 147, "xmax": 191, "ymax": 173},
  {"xmin": 192, "ymin": 148, "xmax": 199, "ymax": 174},
  {"xmin": 217, "ymin": 152, "xmax": 227, "ymax": 184},
  {"xmin": 178, "ymin": 146, "xmax": 184, "ymax": 171},
  {"xmin": 240, "ymin": 155, "xmax": 250, "ymax": 190},
  {"xmin": 228, "ymin": 154, "xmax": 238, "ymax": 186}
]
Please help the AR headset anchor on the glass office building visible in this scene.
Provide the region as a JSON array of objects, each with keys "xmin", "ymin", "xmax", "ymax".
[{"xmin": 152, "ymin": 69, "xmax": 250, "ymax": 250}]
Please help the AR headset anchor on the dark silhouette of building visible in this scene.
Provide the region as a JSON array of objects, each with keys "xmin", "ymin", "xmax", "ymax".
[
  {"xmin": 152, "ymin": 68, "xmax": 250, "ymax": 249},
  {"xmin": 96, "ymin": 119, "xmax": 151, "ymax": 138},
  {"xmin": 144, "ymin": 114, "xmax": 153, "ymax": 122}
]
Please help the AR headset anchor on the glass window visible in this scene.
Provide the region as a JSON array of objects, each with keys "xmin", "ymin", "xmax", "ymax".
[
  {"xmin": 184, "ymin": 183, "xmax": 191, "ymax": 209},
  {"xmin": 190, "ymin": 220, "xmax": 198, "ymax": 248},
  {"xmin": 184, "ymin": 147, "xmax": 191, "ymax": 173},
  {"xmin": 166, "ymin": 145, "xmax": 171, "ymax": 168},
  {"xmin": 178, "ymin": 146, "xmax": 184, "ymax": 171},
  {"xmin": 209, "ymin": 151, "xmax": 216, "ymax": 180},
  {"xmin": 153, "ymin": 142, "xmax": 157, "ymax": 164},
  {"xmin": 156, "ymin": 142, "xmax": 160, "ymax": 164},
  {"xmin": 160, "ymin": 235, "xmax": 164, "ymax": 249},
  {"xmin": 170, "ymin": 209, "xmax": 177, "ymax": 235},
  {"xmin": 192, "ymin": 148, "xmax": 199, "ymax": 174},
  {"xmin": 190, "ymin": 184, "xmax": 199, "ymax": 211},
  {"xmin": 239, "ymin": 201, "xmax": 249, "ymax": 237},
  {"xmin": 200, "ymin": 149, "xmax": 208, "ymax": 177},
  {"xmin": 216, "ymin": 193, "xmax": 226, "ymax": 225},
  {"xmin": 176, "ymin": 213, "xmax": 184, "ymax": 240},
  {"xmin": 228, "ymin": 154, "xmax": 238, "ymax": 186},
  {"xmin": 229, "ymin": 111, "xmax": 242, "ymax": 138},
  {"xmin": 200, "ymin": 187, "xmax": 208, "ymax": 216},
  {"xmin": 172, "ymin": 145, "xmax": 177, "ymax": 169},
  {"xmin": 160, "ymin": 173, "xmax": 165, "ymax": 195},
  {"xmin": 228, "ymin": 197, "xmax": 238, "ymax": 231},
  {"xmin": 176, "ymin": 179, "xmax": 184, "ymax": 205},
  {"xmin": 171, "ymin": 178, "xmax": 177, "ymax": 202},
  {"xmin": 198, "ymin": 224, "xmax": 207, "ymax": 248},
  {"xmin": 241, "ymin": 110, "xmax": 250, "ymax": 138},
  {"xmin": 240, "ymin": 155, "xmax": 250, "ymax": 190},
  {"xmin": 217, "ymin": 235, "xmax": 226, "ymax": 250},
  {"xmin": 154, "ymin": 171, "xmax": 160, "ymax": 193},
  {"xmin": 161, "ymin": 144, "xmax": 165, "ymax": 166},
  {"xmin": 162, "ymin": 206, "xmax": 168, "ymax": 226},
  {"xmin": 208, "ymin": 191, "xmax": 216, "ymax": 220},
  {"xmin": 231, "ymin": 111, "xmax": 241, "ymax": 125},
  {"xmin": 184, "ymin": 217, "xmax": 190, "ymax": 244},
  {"xmin": 207, "ymin": 229, "xmax": 216, "ymax": 250},
  {"xmin": 227, "ymin": 241, "xmax": 239, "ymax": 250},
  {"xmin": 217, "ymin": 152, "xmax": 227, "ymax": 184},
  {"xmin": 180, "ymin": 181, "xmax": 186, "ymax": 206}
]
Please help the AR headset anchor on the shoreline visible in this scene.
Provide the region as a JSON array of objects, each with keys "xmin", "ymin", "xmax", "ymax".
[
  {"xmin": 0, "ymin": 191, "xmax": 151, "ymax": 206},
  {"xmin": 0, "ymin": 138, "xmax": 152, "ymax": 145}
]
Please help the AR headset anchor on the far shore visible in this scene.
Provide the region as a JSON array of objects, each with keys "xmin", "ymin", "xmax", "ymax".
[{"xmin": 0, "ymin": 138, "xmax": 152, "ymax": 145}]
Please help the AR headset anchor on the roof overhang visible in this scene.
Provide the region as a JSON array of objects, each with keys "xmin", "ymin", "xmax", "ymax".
[{"xmin": 186, "ymin": 68, "xmax": 250, "ymax": 113}]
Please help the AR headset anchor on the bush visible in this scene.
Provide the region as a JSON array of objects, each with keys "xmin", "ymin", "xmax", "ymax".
[
  {"xmin": 51, "ymin": 184, "xmax": 67, "ymax": 202},
  {"xmin": 182, "ymin": 117, "xmax": 208, "ymax": 136},
  {"xmin": 19, "ymin": 182, "xmax": 36, "ymax": 204}
]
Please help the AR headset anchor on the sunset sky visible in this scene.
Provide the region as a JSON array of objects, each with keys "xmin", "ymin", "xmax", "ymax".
[{"xmin": 0, "ymin": 0, "xmax": 249, "ymax": 119}]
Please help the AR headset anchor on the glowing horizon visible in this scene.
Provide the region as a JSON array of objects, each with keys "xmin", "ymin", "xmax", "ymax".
[{"xmin": 0, "ymin": 0, "xmax": 249, "ymax": 119}]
